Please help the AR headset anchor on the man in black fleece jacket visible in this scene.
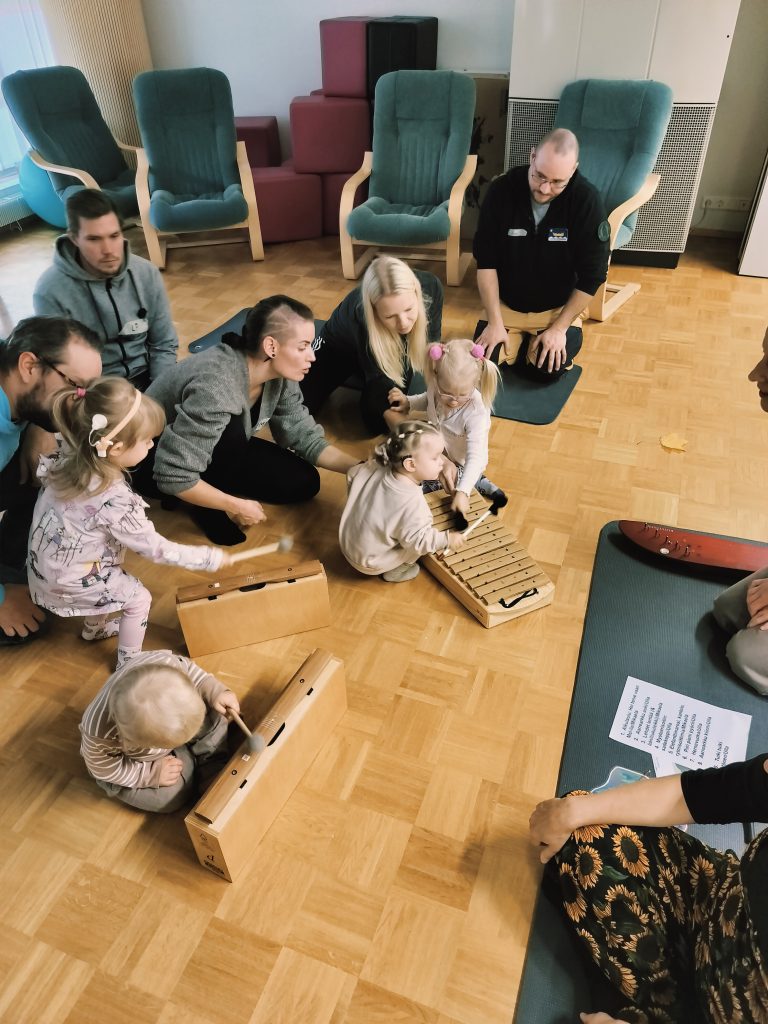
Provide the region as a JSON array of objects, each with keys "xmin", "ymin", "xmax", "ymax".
[{"xmin": 473, "ymin": 128, "xmax": 609, "ymax": 381}]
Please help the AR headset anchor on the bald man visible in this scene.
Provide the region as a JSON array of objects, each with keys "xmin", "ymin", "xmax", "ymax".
[{"xmin": 473, "ymin": 128, "xmax": 610, "ymax": 381}]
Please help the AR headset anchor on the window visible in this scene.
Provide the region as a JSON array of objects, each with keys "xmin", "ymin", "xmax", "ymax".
[{"xmin": 0, "ymin": 0, "xmax": 54, "ymax": 195}]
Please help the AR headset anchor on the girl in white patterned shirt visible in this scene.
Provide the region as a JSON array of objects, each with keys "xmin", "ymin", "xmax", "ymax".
[
  {"xmin": 387, "ymin": 338, "xmax": 505, "ymax": 517},
  {"xmin": 28, "ymin": 377, "xmax": 230, "ymax": 666}
]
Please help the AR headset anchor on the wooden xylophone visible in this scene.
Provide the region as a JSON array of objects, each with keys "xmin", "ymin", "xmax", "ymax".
[
  {"xmin": 422, "ymin": 490, "xmax": 554, "ymax": 628},
  {"xmin": 176, "ymin": 560, "xmax": 330, "ymax": 658},
  {"xmin": 185, "ymin": 649, "xmax": 347, "ymax": 881}
]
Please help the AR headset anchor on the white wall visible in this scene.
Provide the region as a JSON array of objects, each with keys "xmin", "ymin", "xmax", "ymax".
[
  {"xmin": 141, "ymin": 0, "xmax": 514, "ymax": 156},
  {"xmin": 141, "ymin": 0, "xmax": 767, "ymax": 234},
  {"xmin": 693, "ymin": 0, "xmax": 768, "ymax": 233}
]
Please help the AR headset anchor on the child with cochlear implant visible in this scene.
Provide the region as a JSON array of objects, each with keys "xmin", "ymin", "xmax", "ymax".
[
  {"xmin": 388, "ymin": 337, "xmax": 506, "ymax": 516},
  {"xmin": 27, "ymin": 376, "xmax": 230, "ymax": 667},
  {"xmin": 79, "ymin": 650, "xmax": 240, "ymax": 812},
  {"xmin": 339, "ymin": 420, "xmax": 466, "ymax": 583}
]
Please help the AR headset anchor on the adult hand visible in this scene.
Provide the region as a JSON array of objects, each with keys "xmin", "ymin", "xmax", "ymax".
[
  {"xmin": 439, "ymin": 458, "xmax": 458, "ymax": 495},
  {"xmin": 0, "ymin": 584, "xmax": 45, "ymax": 638},
  {"xmin": 214, "ymin": 689, "xmax": 241, "ymax": 717},
  {"xmin": 446, "ymin": 530, "xmax": 467, "ymax": 551},
  {"xmin": 477, "ymin": 320, "xmax": 508, "ymax": 359},
  {"xmin": 18, "ymin": 425, "xmax": 56, "ymax": 485},
  {"xmin": 157, "ymin": 754, "xmax": 184, "ymax": 786},
  {"xmin": 580, "ymin": 1014, "xmax": 632, "ymax": 1024},
  {"xmin": 529, "ymin": 795, "xmax": 577, "ymax": 863},
  {"xmin": 226, "ymin": 497, "xmax": 266, "ymax": 529},
  {"xmin": 747, "ymin": 578, "xmax": 768, "ymax": 629},
  {"xmin": 530, "ymin": 325, "xmax": 567, "ymax": 373},
  {"xmin": 388, "ymin": 387, "xmax": 410, "ymax": 414},
  {"xmin": 451, "ymin": 491, "xmax": 470, "ymax": 515}
]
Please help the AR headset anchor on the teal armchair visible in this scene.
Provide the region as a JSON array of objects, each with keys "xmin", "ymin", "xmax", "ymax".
[
  {"xmin": 132, "ymin": 67, "xmax": 263, "ymax": 269},
  {"xmin": 340, "ymin": 70, "xmax": 476, "ymax": 286},
  {"xmin": 1, "ymin": 66, "xmax": 138, "ymax": 225},
  {"xmin": 555, "ymin": 79, "xmax": 673, "ymax": 321}
]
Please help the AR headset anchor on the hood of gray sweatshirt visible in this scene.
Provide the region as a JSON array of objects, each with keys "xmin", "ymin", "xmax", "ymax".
[{"xmin": 32, "ymin": 235, "xmax": 178, "ymax": 383}]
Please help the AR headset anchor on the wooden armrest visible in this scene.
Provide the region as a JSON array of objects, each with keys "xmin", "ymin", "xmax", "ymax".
[
  {"xmin": 28, "ymin": 150, "xmax": 99, "ymax": 189},
  {"xmin": 607, "ymin": 172, "xmax": 661, "ymax": 249},
  {"xmin": 135, "ymin": 148, "xmax": 152, "ymax": 213},
  {"xmin": 339, "ymin": 152, "xmax": 373, "ymax": 223},
  {"xmin": 447, "ymin": 153, "xmax": 478, "ymax": 225},
  {"xmin": 115, "ymin": 137, "xmax": 139, "ymax": 154}
]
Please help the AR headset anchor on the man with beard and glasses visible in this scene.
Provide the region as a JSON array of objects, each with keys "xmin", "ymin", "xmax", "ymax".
[{"xmin": 0, "ymin": 316, "xmax": 102, "ymax": 644}]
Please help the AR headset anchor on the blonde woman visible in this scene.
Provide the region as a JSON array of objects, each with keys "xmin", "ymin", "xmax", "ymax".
[{"xmin": 300, "ymin": 256, "xmax": 443, "ymax": 435}]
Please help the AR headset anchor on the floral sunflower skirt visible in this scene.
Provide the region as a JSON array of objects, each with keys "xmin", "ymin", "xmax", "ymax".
[{"xmin": 552, "ymin": 812, "xmax": 768, "ymax": 1023}]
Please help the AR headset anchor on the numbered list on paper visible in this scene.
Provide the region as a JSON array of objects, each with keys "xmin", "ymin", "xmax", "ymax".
[{"xmin": 609, "ymin": 676, "xmax": 750, "ymax": 769}]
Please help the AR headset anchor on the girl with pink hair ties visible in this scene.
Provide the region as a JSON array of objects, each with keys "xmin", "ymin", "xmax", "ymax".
[{"xmin": 387, "ymin": 337, "xmax": 507, "ymax": 518}]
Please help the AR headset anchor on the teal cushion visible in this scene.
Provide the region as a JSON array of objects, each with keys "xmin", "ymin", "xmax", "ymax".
[
  {"xmin": 614, "ymin": 221, "xmax": 634, "ymax": 250},
  {"xmin": 2, "ymin": 67, "xmax": 129, "ymax": 196},
  {"xmin": 60, "ymin": 167, "xmax": 138, "ymax": 218},
  {"xmin": 150, "ymin": 184, "xmax": 247, "ymax": 233},
  {"xmin": 133, "ymin": 68, "xmax": 241, "ymax": 199},
  {"xmin": 368, "ymin": 70, "xmax": 475, "ymax": 208},
  {"xmin": 555, "ymin": 79, "xmax": 672, "ymax": 243},
  {"xmin": 347, "ymin": 197, "xmax": 450, "ymax": 244}
]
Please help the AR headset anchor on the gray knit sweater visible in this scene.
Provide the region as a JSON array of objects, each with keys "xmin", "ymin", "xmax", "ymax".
[{"xmin": 146, "ymin": 344, "xmax": 328, "ymax": 494}]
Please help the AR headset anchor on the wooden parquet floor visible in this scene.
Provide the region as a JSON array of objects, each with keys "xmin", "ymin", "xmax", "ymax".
[{"xmin": 1, "ymin": 222, "xmax": 767, "ymax": 1024}]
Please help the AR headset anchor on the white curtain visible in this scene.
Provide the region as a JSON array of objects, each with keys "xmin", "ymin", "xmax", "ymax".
[{"xmin": 0, "ymin": 0, "xmax": 54, "ymax": 184}]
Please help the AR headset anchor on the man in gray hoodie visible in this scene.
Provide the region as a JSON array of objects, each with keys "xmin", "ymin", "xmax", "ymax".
[{"xmin": 33, "ymin": 189, "xmax": 177, "ymax": 390}]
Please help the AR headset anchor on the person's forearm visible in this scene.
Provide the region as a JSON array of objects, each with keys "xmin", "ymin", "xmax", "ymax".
[
  {"xmin": 477, "ymin": 269, "xmax": 505, "ymax": 325},
  {"xmin": 567, "ymin": 774, "xmax": 692, "ymax": 830},
  {"xmin": 551, "ymin": 289, "xmax": 592, "ymax": 332},
  {"xmin": 316, "ymin": 445, "xmax": 358, "ymax": 473},
  {"xmin": 176, "ymin": 479, "xmax": 237, "ymax": 513}
]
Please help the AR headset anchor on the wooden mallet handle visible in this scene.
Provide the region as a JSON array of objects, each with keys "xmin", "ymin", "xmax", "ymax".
[
  {"xmin": 227, "ymin": 536, "xmax": 293, "ymax": 564},
  {"xmin": 461, "ymin": 507, "xmax": 493, "ymax": 539}
]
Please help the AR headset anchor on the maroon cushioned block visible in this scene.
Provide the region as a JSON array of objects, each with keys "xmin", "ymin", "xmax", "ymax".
[
  {"xmin": 234, "ymin": 116, "xmax": 281, "ymax": 168},
  {"xmin": 251, "ymin": 161, "xmax": 322, "ymax": 243},
  {"xmin": 320, "ymin": 17, "xmax": 371, "ymax": 98},
  {"xmin": 321, "ymin": 171, "xmax": 368, "ymax": 236},
  {"xmin": 290, "ymin": 95, "xmax": 371, "ymax": 174}
]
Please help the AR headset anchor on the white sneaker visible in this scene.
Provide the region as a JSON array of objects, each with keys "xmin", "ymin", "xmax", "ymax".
[{"xmin": 382, "ymin": 562, "xmax": 420, "ymax": 583}]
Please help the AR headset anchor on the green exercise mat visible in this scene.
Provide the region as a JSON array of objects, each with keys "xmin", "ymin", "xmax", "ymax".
[
  {"xmin": 407, "ymin": 364, "xmax": 581, "ymax": 426},
  {"xmin": 513, "ymin": 521, "xmax": 768, "ymax": 1024}
]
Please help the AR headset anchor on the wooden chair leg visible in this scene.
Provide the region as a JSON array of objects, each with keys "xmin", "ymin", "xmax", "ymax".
[
  {"xmin": 587, "ymin": 279, "xmax": 642, "ymax": 322},
  {"xmin": 340, "ymin": 221, "xmax": 359, "ymax": 280},
  {"xmin": 135, "ymin": 148, "xmax": 166, "ymax": 269},
  {"xmin": 237, "ymin": 141, "xmax": 264, "ymax": 262}
]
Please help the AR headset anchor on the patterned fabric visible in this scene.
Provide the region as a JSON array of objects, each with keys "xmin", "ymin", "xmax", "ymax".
[
  {"xmin": 553, "ymin": 800, "xmax": 768, "ymax": 1023},
  {"xmin": 28, "ymin": 446, "xmax": 221, "ymax": 617}
]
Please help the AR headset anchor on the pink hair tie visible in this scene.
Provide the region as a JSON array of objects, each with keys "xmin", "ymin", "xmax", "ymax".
[
  {"xmin": 470, "ymin": 344, "xmax": 484, "ymax": 359},
  {"xmin": 428, "ymin": 343, "xmax": 444, "ymax": 360},
  {"xmin": 75, "ymin": 386, "xmax": 87, "ymax": 398}
]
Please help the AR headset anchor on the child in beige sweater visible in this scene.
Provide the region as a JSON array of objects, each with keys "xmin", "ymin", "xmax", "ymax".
[{"xmin": 339, "ymin": 420, "xmax": 466, "ymax": 583}]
